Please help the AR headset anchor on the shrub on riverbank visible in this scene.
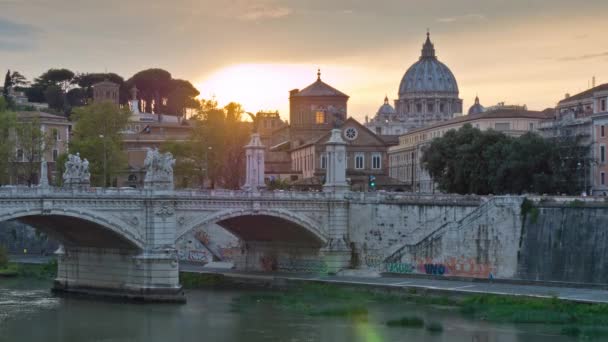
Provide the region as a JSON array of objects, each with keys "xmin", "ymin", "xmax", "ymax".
[
  {"xmin": 0, "ymin": 246, "xmax": 8, "ymax": 268},
  {"xmin": 180, "ymin": 272, "xmax": 225, "ymax": 288},
  {"xmin": 386, "ymin": 316, "xmax": 424, "ymax": 328},
  {"xmin": 425, "ymin": 322, "xmax": 443, "ymax": 333},
  {"xmin": 460, "ymin": 294, "xmax": 608, "ymax": 326}
]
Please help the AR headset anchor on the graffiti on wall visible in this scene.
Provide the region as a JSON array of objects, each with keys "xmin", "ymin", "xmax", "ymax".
[
  {"xmin": 385, "ymin": 262, "xmax": 414, "ymax": 274},
  {"xmin": 260, "ymin": 255, "xmax": 278, "ymax": 272},
  {"xmin": 178, "ymin": 249, "xmax": 210, "ymax": 263},
  {"xmin": 278, "ymin": 259, "xmax": 328, "ymax": 274},
  {"xmin": 415, "ymin": 258, "xmax": 494, "ymax": 278}
]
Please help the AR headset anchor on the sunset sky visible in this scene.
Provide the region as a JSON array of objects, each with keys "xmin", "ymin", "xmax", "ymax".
[{"xmin": 2, "ymin": 0, "xmax": 608, "ymax": 121}]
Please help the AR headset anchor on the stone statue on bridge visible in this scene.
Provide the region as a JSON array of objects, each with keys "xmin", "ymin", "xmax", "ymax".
[
  {"xmin": 144, "ymin": 148, "xmax": 175, "ymax": 191},
  {"xmin": 62, "ymin": 153, "xmax": 91, "ymax": 189}
]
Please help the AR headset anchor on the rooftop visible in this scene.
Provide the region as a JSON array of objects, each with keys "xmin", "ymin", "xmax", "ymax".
[
  {"xmin": 559, "ymin": 83, "xmax": 608, "ymax": 104},
  {"xmin": 291, "ymin": 69, "xmax": 349, "ymax": 98}
]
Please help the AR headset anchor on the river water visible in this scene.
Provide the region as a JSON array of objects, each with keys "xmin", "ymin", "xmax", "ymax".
[{"xmin": 0, "ymin": 279, "xmax": 580, "ymax": 342}]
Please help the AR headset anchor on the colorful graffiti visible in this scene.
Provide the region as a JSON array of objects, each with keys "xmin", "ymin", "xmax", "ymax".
[
  {"xmin": 260, "ymin": 255, "xmax": 278, "ymax": 272},
  {"xmin": 415, "ymin": 258, "xmax": 494, "ymax": 278},
  {"xmin": 277, "ymin": 259, "xmax": 328, "ymax": 274},
  {"xmin": 385, "ymin": 263, "xmax": 414, "ymax": 274},
  {"xmin": 177, "ymin": 249, "xmax": 210, "ymax": 263}
]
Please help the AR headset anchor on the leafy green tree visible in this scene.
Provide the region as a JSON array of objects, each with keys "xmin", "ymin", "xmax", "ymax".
[
  {"xmin": 69, "ymin": 102, "xmax": 130, "ymax": 186},
  {"xmin": 422, "ymin": 124, "xmax": 586, "ymax": 195},
  {"xmin": 126, "ymin": 68, "xmax": 172, "ymax": 113},
  {"xmin": 13, "ymin": 117, "xmax": 52, "ymax": 186},
  {"xmin": 3, "ymin": 70, "xmax": 11, "ymax": 99},
  {"xmin": 34, "ymin": 68, "xmax": 74, "ymax": 92},
  {"xmin": 0, "ymin": 98, "xmax": 17, "ymax": 185},
  {"xmin": 163, "ymin": 100, "xmax": 250, "ymax": 189}
]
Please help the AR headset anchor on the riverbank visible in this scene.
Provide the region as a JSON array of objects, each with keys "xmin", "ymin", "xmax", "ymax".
[
  {"xmin": 0, "ymin": 261, "xmax": 57, "ymax": 279},
  {"xmin": 180, "ymin": 271, "xmax": 608, "ymax": 339}
]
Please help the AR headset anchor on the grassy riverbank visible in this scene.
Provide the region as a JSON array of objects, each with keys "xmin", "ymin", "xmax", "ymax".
[
  {"xmin": 181, "ymin": 272, "xmax": 608, "ymax": 338},
  {"xmin": 0, "ymin": 261, "xmax": 57, "ymax": 279}
]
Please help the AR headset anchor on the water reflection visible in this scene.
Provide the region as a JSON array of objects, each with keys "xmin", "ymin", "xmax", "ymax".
[{"xmin": 0, "ymin": 280, "xmax": 577, "ymax": 342}]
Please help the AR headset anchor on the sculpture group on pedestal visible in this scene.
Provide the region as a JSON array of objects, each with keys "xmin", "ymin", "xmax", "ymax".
[
  {"xmin": 62, "ymin": 153, "xmax": 91, "ymax": 189},
  {"xmin": 144, "ymin": 148, "xmax": 175, "ymax": 190}
]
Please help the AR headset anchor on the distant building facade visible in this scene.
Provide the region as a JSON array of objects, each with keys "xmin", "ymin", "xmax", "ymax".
[
  {"xmin": 290, "ymin": 118, "xmax": 402, "ymax": 191},
  {"xmin": 13, "ymin": 111, "xmax": 71, "ymax": 185},
  {"xmin": 288, "ymin": 70, "xmax": 348, "ymax": 146},
  {"xmin": 364, "ymin": 96, "xmax": 408, "ymax": 136},
  {"xmin": 389, "ymin": 106, "xmax": 550, "ymax": 192},
  {"xmin": 537, "ymin": 85, "xmax": 608, "ymax": 194}
]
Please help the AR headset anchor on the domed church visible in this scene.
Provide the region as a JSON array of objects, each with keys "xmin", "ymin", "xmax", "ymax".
[{"xmin": 366, "ymin": 31, "xmax": 463, "ymax": 134}]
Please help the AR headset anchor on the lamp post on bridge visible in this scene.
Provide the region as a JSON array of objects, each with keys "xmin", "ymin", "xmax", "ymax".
[{"xmin": 99, "ymin": 134, "xmax": 107, "ymax": 187}]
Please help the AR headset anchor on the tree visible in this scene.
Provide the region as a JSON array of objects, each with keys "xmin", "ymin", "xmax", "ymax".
[
  {"xmin": 69, "ymin": 102, "xmax": 130, "ymax": 186},
  {"xmin": 13, "ymin": 117, "xmax": 52, "ymax": 186},
  {"xmin": 3, "ymin": 70, "xmax": 11, "ymax": 99},
  {"xmin": 34, "ymin": 68, "xmax": 74, "ymax": 92},
  {"xmin": 0, "ymin": 98, "xmax": 17, "ymax": 185},
  {"xmin": 163, "ymin": 100, "xmax": 250, "ymax": 189},
  {"xmin": 10, "ymin": 71, "xmax": 28, "ymax": 89},
  {"xmin": 165, "ymin": 79, "xmax": 200, "ymax": 116},
  {"xmin": 422, "ymin": 124, "xmax": 585, "ymax": 195},
  {"xmin": 44, "ymin": 85, "xmax": 65, "ymax": 112},
  {"xmin": 126, "ymin": 69, "xmax": 172, "ymax": 113}
]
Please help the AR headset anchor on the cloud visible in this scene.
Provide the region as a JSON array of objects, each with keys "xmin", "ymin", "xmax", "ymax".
[
  {"xmin": 436, "ymin": 13, "xmax": 486, "ymax": 23},
  {"xmin": 557, "ymin": 51, "xmax": 608, "ymax": 62},
  {"xmin": 0, "ymin": 18, "xmax": 40, "ymax": 51},
  {"xmin": 0, "ymin": 17, "xmax": 39, "ymax": 36},
  {"xmin": 237, "ymin": 4, "xmax": 292, "ymax": 21},
  {"xmin": 231, "ymin": 0, "xmax": 292, "ymax": 21}
]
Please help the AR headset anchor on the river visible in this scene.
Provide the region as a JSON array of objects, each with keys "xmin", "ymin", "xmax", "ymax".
[{"xmin": 0, "ymin": 278, "xmax": 580, "ymax": 342}]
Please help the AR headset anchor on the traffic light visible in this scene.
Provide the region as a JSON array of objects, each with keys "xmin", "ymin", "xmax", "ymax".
[{"xmin": 368, "ymin": 175, "xmax": 376, "ymax": 190}]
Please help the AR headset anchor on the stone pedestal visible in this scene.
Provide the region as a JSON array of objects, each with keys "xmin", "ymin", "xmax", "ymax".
[
  {"xmin": 243, "ymin": 133, "xmax": 265, "ymax": 191},
  {"xmin": 53, "ymin": 246, "xmax": 184, "ymax": 302},
  {"xmin": 323, "ymin": 129, "xmax": 349, "ymax": 193}
]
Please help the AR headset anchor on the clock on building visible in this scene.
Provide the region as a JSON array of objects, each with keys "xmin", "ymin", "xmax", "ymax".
[{"xmin": 344, "ymin": 127, "xmax": 358, "ymax": 141}]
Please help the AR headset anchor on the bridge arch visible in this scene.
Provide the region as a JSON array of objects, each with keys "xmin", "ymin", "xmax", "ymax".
[
  {"xmin": 177, "ymin": 208, "xmax": 328, "ymax": 247},
  {"xmin": 0, "ymin": 207, "xmax": 144, "ymax": 250}
]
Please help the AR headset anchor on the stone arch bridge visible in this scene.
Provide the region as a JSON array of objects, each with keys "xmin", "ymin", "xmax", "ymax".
[
  {"xmin": 0, "ymin": 186, "xmax": 523, "ymax": 301},
  {"xmin": 0, "ymin": 187, "xmax": 352, "ymax": 301}
]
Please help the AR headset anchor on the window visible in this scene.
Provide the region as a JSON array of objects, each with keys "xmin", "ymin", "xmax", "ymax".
[
  {"xmin": 52, "ymin": 128, "xmax": 60, "ymax": 141},
  {"xmin": 440, "ymin": 103, "xmax": 445, "ymax": 113},
  {"xmin": 315, "ymin": 111, "xmax": 325, "ymax": 124},
  {"xmin": 320, "ymin": 154, "xmax": 327, "ymax": 169},
  {"xmin": 372, "ymin": 154, "xmax": 381, "ymax": 170},
  {"xmin": 52, "ymin": 149, "xmax": 58, "ymax": 162},
  {"xmin": 16, "ymin": 149, "xmax": 23, "ymax": 161},
  {"xmin": 495, "ymin": 123, "xmax": 510, "ymax": 131},
  {"xmin": 529, "ymin": 123, "xmax": 534, "ymax": 131},
  {"xmin": 602, "ymin": 172, "xmax": 606, "ymax": 186},
  {"xmin": 355, "ymin": 153, "xmax": 364, "ymax": 169},
  {"xmin": 602, "ymin": 125, "xmax": 605, "ymax": 138},
  {"xmin": 416, "ymin": 104, "xmax": 422, "ymax": 113},
  {"xmin": 375, "ymin": 127, "xmax": 381, "ymax": 135},
  {"xmin": 427, "ymin": 104, "xmax": 434, "ymax": 112},
  {"xmin": 602, "ymin": 99, "xmax": 607, "ymax": 112},
  {"xmin": 601, "ymin": 145, "xmax": 606, "ymax": 163}
]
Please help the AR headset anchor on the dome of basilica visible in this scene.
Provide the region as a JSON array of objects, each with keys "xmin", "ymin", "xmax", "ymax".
[
  {"xmin": 468, "ymin": 96, "xmax": 485, "ymax": 115},
  {"xmin": 398, "ymin": 32, "xmax": 459, "ymax": 98},
  {"xmin": 377, "ymin": 96, "xmax": 396, "ymax": 115}
]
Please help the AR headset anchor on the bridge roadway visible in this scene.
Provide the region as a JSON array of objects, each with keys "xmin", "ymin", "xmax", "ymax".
[{"xmin": 180, "ymin": 263, "xmax": 608, "ymax": 304}]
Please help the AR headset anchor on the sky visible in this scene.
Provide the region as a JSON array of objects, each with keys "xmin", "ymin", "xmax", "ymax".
[{"xmin": 1, "ymin": 0, "xmax": 608, "ymax": 121}]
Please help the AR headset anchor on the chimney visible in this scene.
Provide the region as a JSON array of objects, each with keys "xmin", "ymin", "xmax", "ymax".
[{"xmin": 565, "ymin": 93, "xmax": 570, "ymax": 99}]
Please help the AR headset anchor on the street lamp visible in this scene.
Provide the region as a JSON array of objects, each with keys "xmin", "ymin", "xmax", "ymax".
[
  {"xmin": 99, "ymin": 134, "xmax": 107, "ymax": 187},
  {"xmin": 205, "ymin": 146, "xmax": 212, "ymax": 188}
]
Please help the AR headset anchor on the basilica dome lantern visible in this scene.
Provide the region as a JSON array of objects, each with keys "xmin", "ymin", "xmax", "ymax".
[{"xmin": 395, "ymin": 31, "xmax": 463, "ymax": 129}]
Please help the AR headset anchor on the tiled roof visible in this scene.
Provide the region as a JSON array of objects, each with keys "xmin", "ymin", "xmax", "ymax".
[
  {"xmin": 405, "ymin": 108, "xmax": 552, "ymax": 135},
  {"xmin": 292, "ymin": 79, "xmax": 349, "ymax": 98},
  {"xmin": 559, "ymin": 83, "xmax": 608, "ymax": 104}
]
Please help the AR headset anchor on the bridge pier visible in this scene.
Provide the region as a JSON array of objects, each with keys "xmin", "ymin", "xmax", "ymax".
[{"xmin": 53, "ymin": 246, "xmax": 184, "ymax": 302}]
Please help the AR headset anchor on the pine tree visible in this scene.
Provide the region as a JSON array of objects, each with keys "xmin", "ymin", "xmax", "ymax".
[{"xmin": 2, "ymin": 70, "xmax": 11, "ymax": 99}]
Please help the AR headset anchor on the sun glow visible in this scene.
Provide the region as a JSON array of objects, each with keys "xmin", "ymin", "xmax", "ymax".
[
  {"xmin": 194, "ymin": 63, "xmax": 371, "ymax": 120},
  {"xmin": 195, "ymin": 64, "xmax": 314, "ymax": 119}
]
